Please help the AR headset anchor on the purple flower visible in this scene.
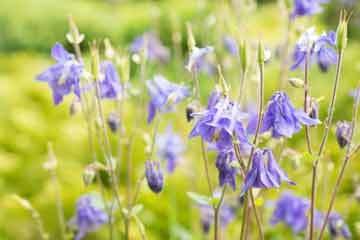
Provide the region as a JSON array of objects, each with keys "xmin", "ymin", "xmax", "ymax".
[
  {"xmin": 270, "ymin": 192, "xmax": 324, "ymax": 233},
  {"xmin": 190, "ymin": 93, "xmax": 251, "ymax": 153},
  {"xmin": 270, "ymin": 192, "xmax": 309, "ymax": 233},
  {"xmin": 291, "ymin": 0, "xmax": 329, "ymax": 19},
  {"xmin": 145, "ymin": 161, "xmax": 164, "ymax": 193},
  {"xmin": 69, "ymin": 194, "xmax": 108, "ymax": 240},
  {"xmin": 215, "ymin": 151, "xmax": 238, "ymax": 190},
  {"xmin": 223, "ymin": 36, "xmax": 238, "ymax": 56},
  {"xmin": 336, "ymin": 121, "xmax": 351, "ymax": 148},
  {"xmin": 130, "ymin": 32, "xmax": 170, "ymax": 63},
  {"xmin": 99, "ymin": 61, "xmax": 122, "ymax": 99},
  {"xmin": 241, "ymin": 149, "xmax": 294, "ymax": 194},
  {"xmin": 328, "ymin": 212, "xmax": 352, "ymax": 239},
  {"xmin": 146, "ymin": 75, "xmax": 189, "ymax": 123},
  {"xmin": 186, "ymin": 46, "xmax": 214, "ymax": 73},
  {"xmin": 37, "ymin": 43, "xmax": 83, "ymax": 105},
  {"xmin": 291, "ymin": 28, "xmax": 337, "ymax": 72},
  {"xmin": 199, "ymin": 203, "xmax": 235, "ymax": 234},
  {"xmin": 156, "ymin": 126, "xmax": 185, "ymax": 173},
  {"xmin": 248, "ymin": 91, "xmax": 320, "ymax": 138}
]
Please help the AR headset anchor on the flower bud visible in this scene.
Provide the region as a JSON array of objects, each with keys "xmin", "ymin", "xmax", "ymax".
[
  {"xmin": 336, "ymin": 121, "xmax": 351, "ymax": 148},
  {"xmin": 107, "ymin": 112, "xmax": 120, "ymax": 133},
  {"xmin": 288, "ymin": 77, "xmax": 304, "ymax": 88},
  {"xmin": 186, "ymin": 22, "xmax": 196, "ymax": 52},
  {"xmin": 145, "ymin": 161, "xmax": 164, "ymax": 193},
  {"xmin": 309, "ymin": 98, "xmax": 319, "ymax": 120},
  {"xmin": 239, "ymin": 40, "xmax": 247, "ymax": 74}
]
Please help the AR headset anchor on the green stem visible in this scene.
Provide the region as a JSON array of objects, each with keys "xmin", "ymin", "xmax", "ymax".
[
  {"xmin": 304, "ymin": 50, "xmax": 313, "ymax": 154},
  {"xmin": 309, "ymin": 50, "xmax": 344, "ymax": 240},
  {"xmin": 214, "ymin": 186, "xmax": 227, "ymax": 240}
]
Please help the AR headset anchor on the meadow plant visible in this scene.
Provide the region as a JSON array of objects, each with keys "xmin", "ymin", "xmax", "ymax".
[{"xmin": 11, "ymin": 1, "xmax": 360, "ymax": 240}]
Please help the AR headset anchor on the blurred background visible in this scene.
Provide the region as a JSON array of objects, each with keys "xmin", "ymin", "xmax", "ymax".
[{"xmin": 1, "ymin": 0, "xmax": 360, "ymax": 239}]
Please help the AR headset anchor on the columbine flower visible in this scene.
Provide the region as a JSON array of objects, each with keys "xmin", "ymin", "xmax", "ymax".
[
  {"xmin": 130, "ymin": 32, "xmax": 170, "ymax": 63},
  {"xmin": 199, "ymin": 203, "xmax": 235, "ymax": 234},
  {"xmin": 186, "ymin": 46, "xmax": 214, "ymax": 73},
  {"xmin": 145, "ymin": 161, "xmax": 164, "ymax": 193},
  {"xmin": 291, "ymin": 28, "xmax": 337, "ymax": 72},
  {"xmin": 69, "ymin": 194, "xmax": 108, "ymax": 240},
  {"xmin": 190, "ymin": 92, "xmax": 251, "ymax": 153},
  {"xmin": 248, "ymin": 91, "xmax": 320, "ymax": 138},
  {"xmin": 156, "ymin": 126, "xmax": 185, "ymax": 172},
  {"xmin": 270, "ymin": 192, "xmax": 324, "ymax": 233},
  {"xmin": 99, "ymin": 61, "xmax": 122, "ymax": 99},
  {"xmin": 223, "ymin": 36, "xmax": 238, "ymax": 56},
  {"xmin": 146, "ymin": 75, "xmax": 189, "ymax": 123},
  {"xmin": 215, "ymin": 151, "xmax": 238, "ymax": 190},
  {"xmin": 241, "ymin": 149, "xmax": 294, "ymax": 194},
  {"xmin": 336, "ymin": 121, "xmax": 351, "ymax": 148},
  {"xmin": 37, "ymin": 43, "xmax": 83, "ymax": 105},
  {"xmin": 291, "ymin": 0, "xmax": 329, "ymax": 19},
  {"xmin": 328, "ymin": 212, "xmax": 352, "ymax": 239},
  {"xmin": 270, "ymin": 192, "xmax": 310, "ymax": 233}
]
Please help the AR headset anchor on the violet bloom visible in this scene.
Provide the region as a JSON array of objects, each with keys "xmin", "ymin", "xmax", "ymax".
[
  {"xmin": 156, "ymin": 126, "xmax": 185, "ymax": 172},
  {"xmin": 190, "ymin": 93, "xmax": 251, "ymax": 153},
  {"xmin": 130, "ymin": 32, "xmax": 170, "ymax": 63},
  {"xmin": 37, "ymin": 43, "xmax": 83, "ymax": 105},
  {"xmin": 223, "ymin": 36, "xmax": 238, "ymax": 56},
  {"xmin": 199, "ymin": 203, "xmax": 235, "ymax": 234},
  {"xmin": 291, "ymin": 0, "xmax": 329, "ymax": 19},
  {"xmin": 248, "ymin": 91, "xmax": 320, "ymax": 138},
  {"xmin": 145, "ymin": 161, "xmax": 164, "ymax": 193},
  {"xmin": 99, "ymin": 61, "xmax": 122, "ymax": 99},
  {"xmin": 336, "ymin": 121, "xmax": 351, "ymax": 148},
  {"xmin": 270, "ymin": 192, "xmax": 309, "ymax": 233},
  {"xmin": 146, "ymin": 75, "xmax": 189, "ymax": 123},
  {"xmin": 69, "ymin": 194, "xmax": 108, "ymax": 240},
  {"xmin": 241, "ymin": 149, "xmax": 294, "ymax": 194},
  {"xmin": 291, "ymin": 28, "xmax": 337, "ymax": 72},
  {"xmin": 185, "ymin": 46, "xmax": 214, "ymax": 73},
  {"xmin": 328, "ymin": 212, "xmax": 352, "ymax": 239},
  {"xmin": 215, "ymin": 151, "xmax": 238, "ymax": 190}
]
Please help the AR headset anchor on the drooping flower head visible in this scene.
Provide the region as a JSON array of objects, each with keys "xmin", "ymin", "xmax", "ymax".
[
  {"xmin": 336, "ymin": 121, "xmax": 352, "ymax": 148},
  {"xmin": 69, "ymin": 194, "xmax": 109, "ymax": 240},
  {"xmin": 223, "ymin": 36, "xmax": 238, "ymax": 56},
  {"xmin": 145, "ymin": 161, "xmax": 164, "ymax": 193},
  {"xmin": 130, "ymin": 32, "xmax": 170, "ymax": 63},
  {"xmin": 215, "ymin": 151, "xmax": 238, "ymax": 190},
  {"xmin": 248, "ymin": 91, "xmax": 320, "ymax": 138},
  {"xmin": 146, "ymin": 75, "xmax": 189, "ymax": 123},
  {"xmin": 270, "ymin": 192, "xmax": 324, "ymax": 233},
  {"xmin": 186, "ymin": 46, "xmax": 214, "ymax": 73},
  {"xmin": 190, "ymin": 91, "xmax": 251, "ymax": 153},
  {"xmin": 291, "ymin": 0, "xmax": 329, "ymax": 19},
  {"xmin": 270, "ymin": 192, "xmax": 310, "ymax": 233},
  {"xmin": 156, "ymin": 126, "xmax": 185, "ymax": 173},
  {"xmin": 99, "ymin": 61, "xmax": 122, "ymax": 99},
  {"xmin": 328, "ymin": 212, "xmax": 352, "ymax": 239},
  {"xmin": 199, "ymin": 203, "xmax": 235, "ymax": 234},
  {"xmin": 241, "ymin": 149, "xmax": 294, "ymax": 194},
  {"xmin": 291, "ymin": 28, "xmax": 337, "ymax": 72},
  {"xmin": 37, "ymin": 43, "xmax": 83, "ymax": 105}
]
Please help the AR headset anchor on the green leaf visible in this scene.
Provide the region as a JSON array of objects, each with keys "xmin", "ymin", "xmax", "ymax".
[{"xmin": 187, "ymin": 192, "xmax": 211, "ymax": 205}]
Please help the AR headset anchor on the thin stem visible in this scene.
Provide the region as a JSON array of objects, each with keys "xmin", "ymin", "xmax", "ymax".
[
  {"xmin": 214, "ymin": 186, "xmax": 227, "ymax": 240},
  {"xmin": 201, "ymin": 139, "xmax": 213, "ymax": 195},
  {"xmin": 237, "ymin": 70, "xmax": 246, "ymax": 105},
  {"xmin": 279, "ymin": 13, "xmax": 291, "ymax": 89},
  {"xmin": 51, "ymin": 171, "xmax": 66, "ymax": 240},
  {"xmin": 239, "ymin": 196, "xmax": 249, "ymax": 240},
  {"xmin": 304, "ymin": 50, "xmax": 313, "ymax": 154},
  {"xmin": 317, "ymin": 87, "xmax": 360, "ymax": 240},
  {"xmin": 309, "ymin": 50, "xmax": 344, "ymax": 240}
]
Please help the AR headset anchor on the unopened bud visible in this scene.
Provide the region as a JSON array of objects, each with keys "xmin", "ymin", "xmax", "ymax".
[
  {"xmin": 145, "ymin": 160, "xmax": 164, "ymax": 193},
  {"xmin": 239, "ymin": 40, "xmax": 248, "ymax": 74},
  {"xmin": 186, "ymin": 22, "xmax": 196, "ymax": 52},
  {"xmin": 288, "ymin": 77, "xmax": 304, "ymax": 88},
  {"xmin": 336, "ymin": 121, "xmax": 352, "ymax": 148}
]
